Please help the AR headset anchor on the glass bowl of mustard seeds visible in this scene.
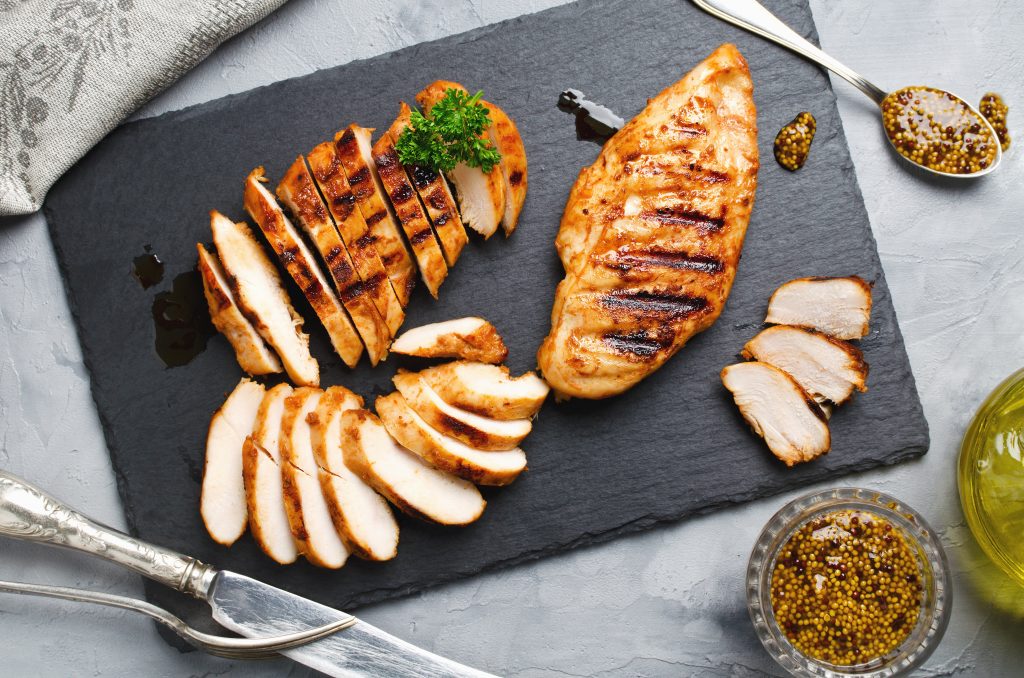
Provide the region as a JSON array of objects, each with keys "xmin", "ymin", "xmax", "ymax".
[{"xmin": 747, "ymin": 488, "xmax": 951, "ymax": 677}]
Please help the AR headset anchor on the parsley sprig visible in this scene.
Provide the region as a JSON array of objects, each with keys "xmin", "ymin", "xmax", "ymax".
[{"xmin": 396, "ymin": 89, "xmax": 502, "ymax": 174}]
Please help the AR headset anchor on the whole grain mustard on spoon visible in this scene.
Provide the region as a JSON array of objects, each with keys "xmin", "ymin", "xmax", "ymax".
[{"xmin": 692, "ymin": 0, "xmax": 1004, "ymax": 178}]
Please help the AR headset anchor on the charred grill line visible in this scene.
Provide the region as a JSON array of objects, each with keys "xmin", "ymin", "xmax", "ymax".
[
  {"xmin": 642, "ymin": 206, "xmax": 724, "ymax": 231},
  {"xmin": 603, "ymin": 250, "xmax": 724, "ymax": 274},
  {"xmin": 601, "ymin": 289, "xmax": 709, "ymax": 319},
  {"xmin": 602, "ymin": 331, "xmax": 667, "ymax": 358}
]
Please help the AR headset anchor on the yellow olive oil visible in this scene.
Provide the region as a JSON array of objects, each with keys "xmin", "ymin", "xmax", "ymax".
[{"xmin": 959, "ymin": 369, "xmax": 1024, "ymax": 588}]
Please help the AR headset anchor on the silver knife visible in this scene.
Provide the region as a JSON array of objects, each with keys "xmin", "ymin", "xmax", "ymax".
[{"xmin": 0, "ymin": 470, "xmax": 495, "ymax": 677}]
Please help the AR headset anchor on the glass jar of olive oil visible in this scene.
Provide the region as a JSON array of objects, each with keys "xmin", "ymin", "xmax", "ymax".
[{"xmin": 959, "ymin": 368, "xmax": 1024, "ymax": 588}]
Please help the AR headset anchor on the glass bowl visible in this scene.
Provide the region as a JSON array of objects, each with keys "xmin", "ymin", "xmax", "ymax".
[{"xmin": 747, "ymin": 488, "xmax": 951, "ymax": 677}]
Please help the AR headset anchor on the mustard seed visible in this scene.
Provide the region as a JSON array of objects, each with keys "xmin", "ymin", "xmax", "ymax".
[
  {"xmin": 774, "ymin": 112, "xmax": 816, "ymax": 171},
  {"xmin": 770, "ymin": 510, "xmax": 923, "ymax": 666},
  {"xmin": 882, "ymin": 86, "xmax": 997, "ymax": 174}
]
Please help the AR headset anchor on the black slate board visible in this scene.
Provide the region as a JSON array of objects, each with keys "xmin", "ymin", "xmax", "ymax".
[{"xmin": 44, "ymin": 0, "xmax": 928, "ymax": 641}]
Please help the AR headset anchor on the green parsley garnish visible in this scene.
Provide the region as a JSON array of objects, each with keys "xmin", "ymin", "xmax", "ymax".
[{"xmin": 396, "ymin": 89, "xmax": 502, "ymax": 174}]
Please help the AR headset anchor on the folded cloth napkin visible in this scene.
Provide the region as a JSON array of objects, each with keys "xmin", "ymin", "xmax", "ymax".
[{"xmin": 0, "ymin": 0, "xmax": 287, "ymax": 215}]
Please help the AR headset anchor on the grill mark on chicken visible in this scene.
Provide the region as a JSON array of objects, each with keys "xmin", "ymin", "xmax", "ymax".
[
  {"xmin": 437, "ymin": 413, "xmax": 487, "ymax": 448},
  {"xmin": 600, "ymin": 289, "xmax": 709, "ymax": 320},
  {"xmin": 433, "ymin": 212, "xmax": 450, "ymax": 226},
  {"xmin": 674, "ymin": 120, "xmax": 708, "ymax": 137},
  {"xmin": 361, "ymin": 271, "xmax": 386, "ymax": 294},
  {"xmin": 409, "ymin": 165, "xmax": 437, "ymax": 190},
  {"xmin": 601, "ymin": 331, "xmax": 668, "ymax": 358},
  {"xmin": 391, "ymin": 182, "xmax": 414, "ymax": 205},
  {"xmin": 642, "ymin": 205, "xmax": 725, "ymax": 232},
  {"xmin": 508, "ymin": 169, "xmax": 524, "ymax": 186},
  {"xmin": 410, "ymin": 227, "xmax": 434, "ymax": 245},
  {"xmin": 426, "ymin": 187, "xmax": 447, "ymax": 212},
  {"xmin": 330, "ymin": 192, "xmax": 357, "ymax": 221},
  {"xmin": 365, "ymin": 210, "xmax": 387, "ymax": 226},
  {"xmin": 346, "ymin": 166, "xmax": 370, "ymax": 192},
  {"xmin": 602, "ymin": 249, "xmax": 724, "ymax": 274}
]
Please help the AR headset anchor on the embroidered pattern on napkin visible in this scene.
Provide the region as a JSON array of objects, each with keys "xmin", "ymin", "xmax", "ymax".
[{"xmin": 0, "ymin": 0, "xmax": 287, "ymax": 215}]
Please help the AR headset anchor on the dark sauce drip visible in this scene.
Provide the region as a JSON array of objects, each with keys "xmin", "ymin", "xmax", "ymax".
[
  {"xmin": 132, "ymin": 246, "xmax": 164, "ymax": 289},
  {"xmin": 152, "ymin": 271, "xmax": 214, "ymax": 368},
  {"xmin": 979, "ymin": 92, "xmax": 1010, "ymax": 151},
  {"xmin": 558, "ymin": 89, "xmax": 624, "ymax": 144}
]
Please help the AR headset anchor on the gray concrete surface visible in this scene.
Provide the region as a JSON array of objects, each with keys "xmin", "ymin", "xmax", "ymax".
[{"xmin": 1, "ymin": 1, "xmax": 1022, "ymax": 675}]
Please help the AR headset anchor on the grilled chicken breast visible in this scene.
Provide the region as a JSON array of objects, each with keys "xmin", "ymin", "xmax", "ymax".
[
  {"xmin": 244, "ymin": 167, "xmax": 364, "ymax": 368},
  {"xmin": 390, "ymin": 317, "xmax": 508, "ymax": 364},
  {"xmin": 335, "ymin": 125, "xmax": 418, "ymax": 306},
  {"xmin": 392, "ymin": 102, "xmax": 469, "ymax": 266},
  {"xmin": 209, "ymin": 210, "xmax": 318, "ymax": 386},
  {"xmin": 482, "ymin": 100, "xmax": 528, "ymax": 236},
  {"xmin": 416, "ymin": 81, "xmax": 507, "ymax": 239},
  {"xmin": 374, "ymin": 113, "xmax": 450, "ymax": 298},
  {"xmin": 306, "ymin": 141, "xmax": 406, "ymax": 336},
  {"xmin": 538, "ymin": 44, "xmax": 759, "ymax": 399},
  {"xmin": 196, "ymin": 243, "xmax": 282, "ymax": 376},
  {"xmin": 276, "ymin": 156, "xmax": 390, "ymax": 365}
]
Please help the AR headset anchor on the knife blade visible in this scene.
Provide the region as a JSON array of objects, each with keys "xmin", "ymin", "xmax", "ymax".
[
  {"xmin": 0, "ymin": 471, "xmax": 495, "ymax": 677},
  {"xmin": 208, "ymin": 570, "xmax": 495, "ymax": 677}
]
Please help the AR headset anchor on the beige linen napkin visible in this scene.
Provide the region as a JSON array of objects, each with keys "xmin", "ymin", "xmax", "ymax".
[{"xmin": 0, "ymin": 0, "xmax": 288, "ymax": 215}]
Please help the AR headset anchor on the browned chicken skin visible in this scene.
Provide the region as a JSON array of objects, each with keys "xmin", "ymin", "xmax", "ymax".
[{"xmin": 537, "ymin": 44, "xmax": 759, "ymax": 399}]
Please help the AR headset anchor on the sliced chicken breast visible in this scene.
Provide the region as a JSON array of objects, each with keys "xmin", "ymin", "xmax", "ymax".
[
  {"xmin": 393, "ymin": 370, "xmax": 531, "ymax": 450},
  {"xmin": 373, "ymin": 115, "xmax": 449, "ymax": 298},
  {"xmin": 243, "ymin": 383, "xmax": 298, "ymax": 564},
  {"xmin": 310, "ymin": 387, "xmax": 399, "ymax": 561},
  {"xmin": 280, "ymin": 387, "xmax": 349, "ymax": 569},
  {"xmin": 721, "ymin": 361, "xmax": 831, "ymax": 467},
  {"xmin": 482, "ymin": 99, "xmax": 527, "ymax": 236},
  {"xmin": 335, "ymin": 124, "xmax": 418, "ymax": 306},
  {"xmin": 765, "ymin": 276, "xmax": 872, "ymax": 340},
  {"xmin": 376, "ymin": 393, "xmax": 526, "ymax": 486},
  {"xmin": 342, "ymin": 408, "xmax": 486, "ymax": 525},
  {"xmin": 244, "ymin": 168, "xmax": 364, "ymax": 368},
  {"xmin": 416, "ymin": 81, "xmax": 507, "ymax": 239},
  {"xmin": 742, "ymin": 325, "xmax": 868, "ymax": 405},
  {"xmin": 210, "ymin": 210, "xmax": 318, "ymax": 386},
  {"xmin": 196, "ymin": 243, "xmax": 282, "ymax": 376},
  {"xmin": 276, "ymin": 156, "xmax": 390, "ymax": 365},
  {"xmin": 390, "ymin": 317, "xmax": 508, "ymax": 364},
  {"xmin": 307, "ymin": 141, "xmax": 406, "ymax": 336},
  {"xmin": 419, "ymin": 361, "xmax": 550, "ymax": 420},
  {"xmin": 201, "ymin": 378, "xmax": 265, "ymax": 546},
  {"xmin": 392, "ymin": 102, "xmax": 469, "ymax": 265}
]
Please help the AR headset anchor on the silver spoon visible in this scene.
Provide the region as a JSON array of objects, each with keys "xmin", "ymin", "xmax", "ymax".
[{"xmin": 692, "ymin": 0, "xmax": 1002, "ymax": 178}]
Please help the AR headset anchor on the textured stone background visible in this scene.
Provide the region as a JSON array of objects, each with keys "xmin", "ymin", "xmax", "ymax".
[{"xmin": 1, "ymin": 1, "xmax": 1022, "ymax": 676}]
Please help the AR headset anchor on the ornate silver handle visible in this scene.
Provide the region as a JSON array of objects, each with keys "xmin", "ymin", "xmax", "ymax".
[
  {"xmin": 691, "ymin": 0, "xmax": 888, "ymax": 104},
  {"xmin": 0, "ymin": 470, "xmax": 215, "ymax": 599}
]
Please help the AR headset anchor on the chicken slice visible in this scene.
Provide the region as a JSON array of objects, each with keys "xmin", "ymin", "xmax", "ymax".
[
  {"xmin": 309, "ymin": 386, "xmax": 399, "ymax": 561},
  {"xmin": 201, "ymin": 378, "xmax": 264, "ymax": 546},
  {"xmin": 335, "ymin": 125, "xmax": 417, "ymax": 306},
  {"xmin": 276, "ymin": 156, "xmax": 390, "ymax": 365},
  {"xmin": 482, "ymin": 100, "xmax": 527, "ymax": 236},
  {"xmin": 244, "ymin": 168, "xmax": 364, "ymax": 368},
  {"xmin": 419, "ymin": 361, "xmax": 550, "ymax": 420},
  {"xmin": 721, "ymin": 362, "xmax": 831, "ymax": 466},
  {"xmin": 765, "ymin": 276, "xmax": 872, "ymax": 340},
  {"xmin": 390, "ymin": 317, "xmax": 508, "ymax": 364},
  {"xmin": 741, "ymin": 325, "xmax": 868, "ymax": 405},
  {"xmin": 376, "ymin": 392, "xmax": 527, "ymax": 486},
  {"xmin": 210, "ymin": 210, "xmax": 318, "ymax": 386},
  {"xmin": 342, "ymin": 408, "xmax": 486, "ymax": 525},
  {"xmin": 307, "ymin": 141, "xmax": 406, "ymax": 336},
  {"xmin": 416, "ymin": 81, "xmax": 507, "ymax": 239},
  {"xmin": 196, "ymin": 243, "xmax": 282, "ymax": 376},
  {"xmin": 393, "ymin": 370, "xmax": 531, "ymax": 450},
  {"xmin": 243, "ymin": 383, "xmax": 298, "ymax": 564},
  {"xmin": 373, "ymin": 115, "xmax": 449, "ymax": 298},
  {"xmin": 280, "ymin": 387, "xmax": 349, "ymax": 569},
  {"xmin": 392, "ymin": 102, "xmax": 469, "ymax": 266}
]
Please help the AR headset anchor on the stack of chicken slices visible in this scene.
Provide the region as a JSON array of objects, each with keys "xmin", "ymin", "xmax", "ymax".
[
  {"xmin": 202, "ymin": 318, "xmax": 550, "ymax": 567},
  {"xmin": 196, "ymin": 81, "xmax": 526, "ymax": 381}
]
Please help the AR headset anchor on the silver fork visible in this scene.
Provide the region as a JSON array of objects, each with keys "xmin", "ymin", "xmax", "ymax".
[{"xmin": 0, "ymin": 579, "xmax": 355, "ymax": 660}]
